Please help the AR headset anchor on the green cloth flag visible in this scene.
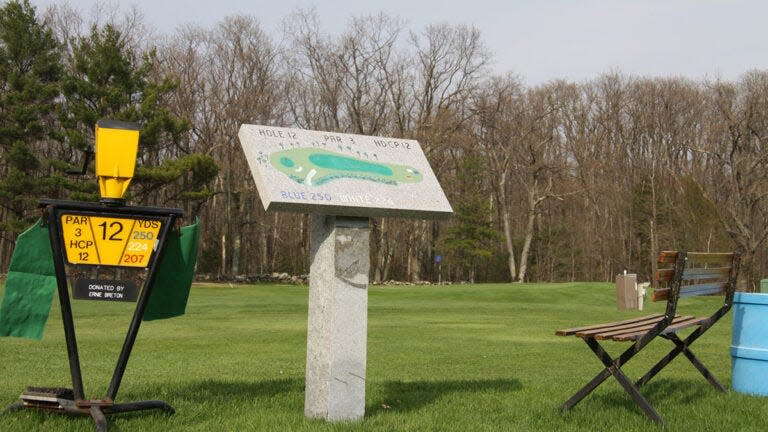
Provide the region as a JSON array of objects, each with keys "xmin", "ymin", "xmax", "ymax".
[
  {"xmin": 144, "ymin": 219, "xmax": 200, "ymax": 321},
  {"xmin": 0, "ymin": 218, "xmax": 199, "ymax": 336},
  {"xmin": 0, "ymin": 220, "xmax": 56, "ymax": 340}
]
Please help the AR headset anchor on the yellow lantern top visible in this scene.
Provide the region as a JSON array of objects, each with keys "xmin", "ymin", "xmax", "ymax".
[{"xmin": 94, "ymin": 119, "xmax": 140, "ymax": 203}]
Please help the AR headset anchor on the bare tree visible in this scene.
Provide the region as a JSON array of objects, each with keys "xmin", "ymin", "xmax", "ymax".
[
  {"xmin": 693, "ymin": 72, "xmax": 768, "ymax": 287},
  {"xmin": 471, "ymin": 74, "xmax": 525, "ymax": 281},
  {"xmin": 158, "ymin": 15, "xmax": 285, "ymax": 277},
  {"xmin": 406, "ymin": 23, "xmax": 490, "ymax": 281}
]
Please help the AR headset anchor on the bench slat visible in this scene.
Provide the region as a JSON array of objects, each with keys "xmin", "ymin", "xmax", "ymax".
[
  {"xmin": 685, "ymin": 252, "xmax": 734, "ymax": 264},
  {"xmin": 679, "ymin": 282, "xmax": 727, "ymax": 297},
  {"xmin": 611, "ymin": 316, "xmax": 706, "ymax": 341},
  {"xmin": 658, "ymin": 264, "xmax": 731, "ymax": 283},
  {"xmin": 660, "ymin": 316, "xmax": 709, "ymax": 334},
  {"xmin": 590, "ymin": 316, "xmax": 678, "ymax": 340},
  {"xmin": 681, "ymin": 266, "xmax": 732, "ymax": 279},
  {"xmin": 657, "ymin": 268, "xmax": 674, "ymax": 282},
  {"xmin": 655, "ymin": 282, "xmax": 728, "ymax": 301},
  {"xmin": 555, "ymin": 313, "xmax": 663, "ymax": 336},
  {"xmin": 653, "ymin": 288, "xmax": 670, "ymax": 301},
  {"xmin": 656, "ymin": 252, "xmax": 733, "ymax": 282},
  {"xmin": 658, "ymin": 251, "xmax": 679, "ymax": 264},
  {"xmin": 589, "ymin": 316, "xmax": 692, "ymax": 340},
  {"xmin": 574, "ymin": 315, "xmax": 674, "ymax": 339}
]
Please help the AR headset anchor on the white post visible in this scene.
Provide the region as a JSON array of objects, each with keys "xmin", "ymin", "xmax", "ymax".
[
  {"xmin": 638, "ymin": 282, "xmax": 648, "ymax": 311},
  {"xmin": 304, "ymin": 215, "xmax": 370, "ymax": 421}
]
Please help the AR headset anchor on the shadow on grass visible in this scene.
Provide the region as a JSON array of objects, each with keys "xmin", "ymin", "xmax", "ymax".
[
  {"xmin": 588, "ymin": 378, "xmax": 718, "ymax": 413},
  {"xmin": 138, "ymin": 378, "xmax": 303, "ymax": 402},
  {"xmin": 641, "ymin": 378, "xmax": 721, "ymax": 404},
  {"xmin": 368, "ymin": 378, "xmax": 522, "ymax": 415},
  {"xmin": 134, "ymin": 377, "xmax": 521, "ymax": 418}
]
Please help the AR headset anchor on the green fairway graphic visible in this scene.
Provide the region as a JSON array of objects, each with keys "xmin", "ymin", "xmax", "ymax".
[{"xmin": 270, "ymin": 148, "xmax": 423, "ymax": 186}]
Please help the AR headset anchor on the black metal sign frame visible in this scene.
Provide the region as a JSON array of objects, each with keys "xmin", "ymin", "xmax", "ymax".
[{"xmin": 7, "ymin": 199, "xmax": 184, "ymax": 432}]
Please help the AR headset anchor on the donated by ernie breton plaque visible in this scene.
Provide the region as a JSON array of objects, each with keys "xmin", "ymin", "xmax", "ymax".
[
  {"xmin": 73, "ymin": 279, "xmax": 139, "ymax": 302},
  {"xmin": 238, "ymin": 125, "xmax": 452, "ymax": 219}
]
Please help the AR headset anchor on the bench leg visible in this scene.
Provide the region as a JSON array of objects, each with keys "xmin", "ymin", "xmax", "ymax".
[
  {"xmin": 635, "ymin": 334, "xmax": 686, "ymax": 388},
  {"xmin": 681, "ymin": 344, "xmax": 726, "ymax": 391},
  {"xmin": 671, "ymin": 332, "xmax": 726, "ymax": 391},
  {"xmin": 561, "ymin": 337, "xmax": 664, "ymax": 425},
  {"xmin": 561, "ymin": 337, "xmax": 617, "ymax": 411},
  {"xmin": 636, "ymin": 332, "xmax": 725, "ymax": 392},
  {"xmin": 610, "ymin": 364, "xmax": 664, "ymax": 425},
  {"xmin": 561, "ymin": 366, "xmax": 612, "ymax": 411}
]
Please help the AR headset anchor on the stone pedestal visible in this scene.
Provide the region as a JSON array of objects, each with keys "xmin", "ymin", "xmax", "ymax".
[{"xmin": 304, "ymin": 215, "xmax": 370, "ymax": 421}]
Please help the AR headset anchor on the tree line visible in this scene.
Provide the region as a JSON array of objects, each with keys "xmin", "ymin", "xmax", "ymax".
[{"xmin": 1, "ymin": 1, "xmax": 767, "ymax": 288}]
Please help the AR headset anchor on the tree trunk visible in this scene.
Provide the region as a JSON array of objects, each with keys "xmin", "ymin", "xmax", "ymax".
[
  {"xmin": 220, "ymin": 234, "xmax": 227, "ymax": 277},
  {"xmin": 373, "ymin": 218, "xmax": 387, "ymax": 283},
  {"xmin": 407, "ymin": 223, "xmax": 423, "ymax": 282},
  {"xmin": 517, "ymin": 190, "xmax": 537, "ymax": 282},
  {"xmin": 232, "ymin": 233, "xmax": 241, "ymax": 275},
  {"xmin": 499, "ymin": 170, "xmax": 517, "ymax": 281},
  {"xmin": 270, "ymin": 212, "xmax": 280, "ymax": 270},
  {"xmin": 259, "ymin": 223, "xmax": 268, "ymax": 274},
  {"xmin": 649, "ymin": 172, "xmax": 658, "ymax": 287}
]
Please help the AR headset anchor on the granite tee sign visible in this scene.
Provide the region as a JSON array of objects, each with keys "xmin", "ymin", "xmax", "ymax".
[
  {"xmin": 238, "ymin": 124, "xmax": 452, "ymax": 422},
  {"xmin": 238, "ymin": 125, "xmax": 452, "ymax": 219}
]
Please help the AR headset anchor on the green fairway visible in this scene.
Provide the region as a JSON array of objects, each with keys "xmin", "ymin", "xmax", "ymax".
[{"xmin": 1, "ymin": 282, "xmax": 767, "ymax": 431}]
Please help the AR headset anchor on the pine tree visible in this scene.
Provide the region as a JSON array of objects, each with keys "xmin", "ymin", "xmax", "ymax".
[
  {"xmin": 59, "ymin": 23, "xmax": 217, "ymax": 207},
  {"xmin": 0, "ymin": 0, "xmax": 62, "ymax": 233},
  {"xmin": 441, "ymin": 154, "xmax": 501, "ymax": 282}
]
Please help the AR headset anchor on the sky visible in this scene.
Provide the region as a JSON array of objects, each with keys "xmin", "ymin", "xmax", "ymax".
[{"xmin": 28, "ymin": 0, "xmax": 768, "ymax": 86}]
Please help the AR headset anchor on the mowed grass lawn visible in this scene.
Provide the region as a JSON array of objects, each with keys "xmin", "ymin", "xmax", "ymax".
[{"xmin": 1, "ymin": 282, "xmax": 767, "ymax": 431}]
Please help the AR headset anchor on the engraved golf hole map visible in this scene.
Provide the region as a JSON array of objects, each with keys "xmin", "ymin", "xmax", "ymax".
[{"xmin": 238, "ymin": 125, "xmax": 452, "ymax": 219}]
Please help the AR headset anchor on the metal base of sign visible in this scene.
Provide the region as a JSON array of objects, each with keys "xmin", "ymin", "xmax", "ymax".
[
  {"xmin": 5, "ymin": 392, "xmax": 174, "ymax": 432},
  {"xmin": 7, "ymin": 199, "xmax": 184, "ymax": 432}
]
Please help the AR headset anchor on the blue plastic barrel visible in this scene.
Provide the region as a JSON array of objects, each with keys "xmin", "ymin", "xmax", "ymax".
[{"xmin": 731, "ymin": 292, "xmax": 768, "ymax": 396}]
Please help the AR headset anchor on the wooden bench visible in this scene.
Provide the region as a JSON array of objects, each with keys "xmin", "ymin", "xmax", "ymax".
[{"xmin": 555, "ymin": 251, "xmax": 740, "ymax": 425}]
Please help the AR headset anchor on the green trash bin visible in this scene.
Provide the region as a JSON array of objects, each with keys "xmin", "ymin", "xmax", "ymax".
[{"xmin": 761, "ymin": 279, "xmax": 768, "ymax": 293}]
